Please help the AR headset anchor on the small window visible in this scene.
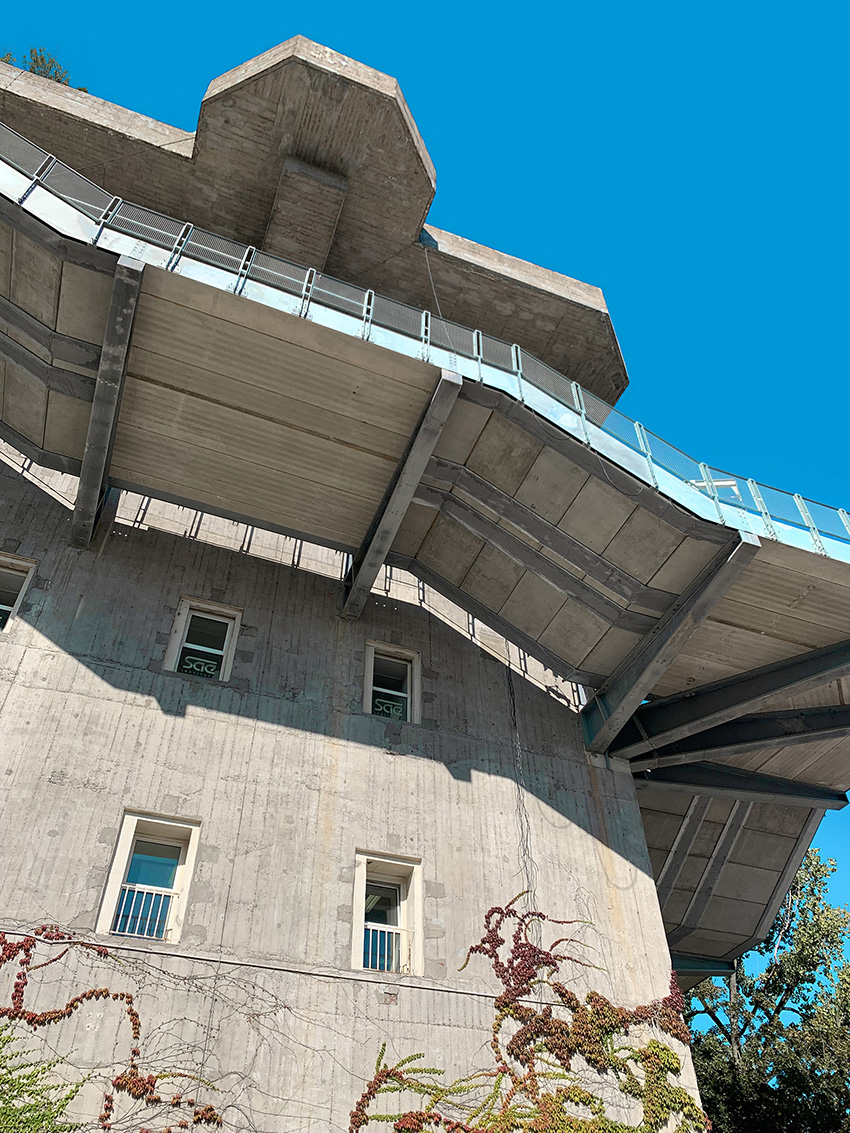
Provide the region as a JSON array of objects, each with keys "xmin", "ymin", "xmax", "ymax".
[
  {"xmin": 163, "ymin": 598, "xmax": 241, "ymax": 682},
  {"xmin": 352, "ymin": 852, "xmax": 423, "ymax": 976},
  {"xmin": 364, "ymin": 642, "xmax": 421, "ymax": 724},
  {"xmin": 0, "ymin": 555, "xmax": 36, "ymax": 631},
  {"xmin": 96, "ymin": 813, "xmax": 200, "ymax": 943}
]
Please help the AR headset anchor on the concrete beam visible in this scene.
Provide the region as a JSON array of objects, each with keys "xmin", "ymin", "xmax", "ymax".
[
  {"xmin": 612, "ymin": 640, "xmax": 850, "ymax": 761},
  {"xmin": 340, "ymin": 371, "xmax": 462, "ymax": 619},
  {"xmin": 391, "ymin": 555, "xmax": 606, "ymax": 686},
  {"xmin": 656, "ymin": 795, "xmax": 712, "ymax": 909},
  {"xmin": 630, "ymin": 706, "xmax": 850, "ymax": 772},
  {"xmin": 671, "ymin": 953, "xmax": 734, "ymax": 978},
  {"xmin": 458, "ymin": 384, "xmax": 731, "ymax": 544},
  {"xmin": 635, "ymin": 761, "xmax": 848, "ymax": 809},
  {"xmin": 263, "ymin": 157, "xmax": 347, "ymax": 269},
  {"xmin": 0, "ymin": 418, "xmax": 82, "ymax": 476},
  {"xmin": 723, "ymin": 807, "xmax": 824, "ymax": 959},
  {"xmin": 414, "ymin": 484, "xmax": 657, "ymax": 635},
  {"xmin": 425, "ymin": 456, "xmax": 676, "ymax": 615},
  {"xmin": 666, "ymin": 800, "xmax": 752, "ymax": 948},
  {"xmin": 581, "ymin": 532, "xmax": 760, "ymax": 754},
  {"xmin": 70, "ymin": 257, "xmax": 144, "ymax": 549}
]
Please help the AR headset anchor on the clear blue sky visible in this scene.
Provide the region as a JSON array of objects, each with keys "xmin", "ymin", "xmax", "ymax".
[{"xmin": 3, "ymin": 2, "xmax": 848, "ymax": 898}]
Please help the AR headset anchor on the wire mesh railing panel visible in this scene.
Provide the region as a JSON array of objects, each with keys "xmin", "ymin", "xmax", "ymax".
[
  {"xmin": 430, "ymin": 316, "xmax": 476, "ymax": 358},
  {"xmin": 110, "ymin": 201, "xmax": 185, "ymax": 250},
  {"xmin": 0, "ymin": 123, "xmax": 48, "ymax": 176},
  {"xmin": 183, "ymin": 228, "xmax": 246, "ymax": 275},
  {"xmin": 40, "ymin": 162, "xmax": 112, "ymax": 218},
  {"xmin": 371, "ymin": 294, "xmax": 423, "ymax": 339},
  {"xmin": 700, "ymin": 467, "xmax": 753, "ymax": 510},
  {"xmin": 480, "ymin": 333, "xmax": 514, "ymax": 372},
  {"xmin": 517, "ymin": 351, "xmax": 579, "ymax": 411},
  {"xmin": 755, "ymin": 483, "xmax": 812, "ymax": 529},
  {"xmin": 583, "ymin": 390, "xmax": 643, "ymax": 454},
  {"xmin": 311, "ymin": 273, "xmax": 366, "ymax": 318},
  {"xmin": 642, "ymin": 430, "xmax": 704, "ymax": 486},
  {"xmin": 247, "ymin": 251, "xmax": 309, "ymax": 295}
]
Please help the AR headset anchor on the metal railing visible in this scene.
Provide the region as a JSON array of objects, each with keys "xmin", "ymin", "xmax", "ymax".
[
  {"xmin": 111, "ymin": 883, "xmax": 175, "ymax": 939},
  {"xmin": 2, "ymin": 120, "xmax": 849, "ymax": 564},
  {"xmin": 363, "ymin": 923, "xmax": 409, "ymax": 973}
]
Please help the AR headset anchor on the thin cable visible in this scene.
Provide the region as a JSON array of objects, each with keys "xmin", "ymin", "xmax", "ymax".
[{"xmin": 422, "ymin": 243, "xmax": 443, "ymax": 319}]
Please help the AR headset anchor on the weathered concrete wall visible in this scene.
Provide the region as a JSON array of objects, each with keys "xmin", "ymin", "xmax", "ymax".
[{"xmin": 0, "ymin": 464, "xmax": 691, "ymax": 1129}]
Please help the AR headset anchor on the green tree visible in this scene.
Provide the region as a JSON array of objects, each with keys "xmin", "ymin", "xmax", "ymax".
[
  {"xmin": 0, "ymin": 1024, "xmax": 84, "ymax": 1132},
  {"xmin": 0, "ymin": 48, "xmax": 86, "ymax": 92},
  {"xmin": 688, "ymin": 849, "xmax": 850, "ymax": 1132}
]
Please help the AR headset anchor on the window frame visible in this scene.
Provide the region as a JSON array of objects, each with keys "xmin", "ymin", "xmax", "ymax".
[
  {"xmin": 363, "ymin": 641, "xmax": 421, "ymax": 725},
  {"xmin": 163, "ymin": 597, "xmax": 242, "ymax": 683},
  {"xmin": 96, "ymin": 812, "xmax": 201, "ymax": 943},
  {"xmin": 352, "ymin": 851, "xmax": 423, "ymax": 977},
  {"xmin": 0, "ymin": 553, "xmax": 37, "ymax": 633}
]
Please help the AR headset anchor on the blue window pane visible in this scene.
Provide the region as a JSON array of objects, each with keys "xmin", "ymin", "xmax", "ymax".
[{"xmin": 126, "ymin": 840, "xmax": 180, "ymax": 888}]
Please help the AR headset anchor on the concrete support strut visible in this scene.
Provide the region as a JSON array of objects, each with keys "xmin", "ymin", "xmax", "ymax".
[
  {"xmin": 581, "ymin": 532, "xmax": 760, "ymax": 754},
  {"xmin": 612, "ymin": 638, "xmax": 850, "ymax": 761},
  {"xmin": 413, "ymin": 484, "xmax": 657, "ymax": 635},
  {"xmin": 634, "ymin": 761, "xmax": 848, "ymax": 809},
  {"xmin": 629, "ymin": 705, "xmax": 850, "ymax": 771},
  {"xmin": 70, "ymin": 257, "xmax": 144, "ymax": 549},
  {"xmin": 341, "ymin": 370, "xmax": 461, "ymax": 619},
  {"xmin": 656, "ymin": 795, "xmax": 712, "ymax": 909},
  {"xmin": 666, "ymin": 800, "xmax": 753, "ymax": 948}
]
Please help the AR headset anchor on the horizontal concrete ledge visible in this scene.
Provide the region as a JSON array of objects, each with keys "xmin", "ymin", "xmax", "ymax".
[
  {"xmin": 109, "ymin": 478, "xmax": 358, "ymax": 556},
  {"xmin": 670, "ymin": 952, "xmax": 734, "ymax": 977},
  {"xmin": 0, "ymin": 192, "xmax": 117, "ymax": 274},
  {"xmin": 0, "ymin": 324, "xmax": 95, "ymax": 400},
  {"xmin": 0, "ymin": 418, "xmax": 81, "ymax": 475},
  {"xmin": 457, "ymin": 383, "xmax": 731, "ymax": 545},
  {"xmin": 0, "ymin": 290, "xmax": 101, "ymax": 370},
  {"xmin": 634, "ymin": 761, "xmax": 848, "ymax": 809},
  {"xmin": 389, "ymin": 552, "xmax": 606, "ymax": 687}
]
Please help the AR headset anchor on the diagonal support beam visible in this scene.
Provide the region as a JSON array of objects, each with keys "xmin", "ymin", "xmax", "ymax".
[
  {"xmin": 581, "ymin": 532, "xmax": 760, "ymax": 753},
  {"xmin": 341, "ymin": 370, "xmax": 461, "ymax": 619},
  {"xmin": 413, "ymin": 484, "xmax": 657, "ymax": 635},
  {"xmin": 635, "ymin": 761, "xmax": 848, "ymax": 809},
  {"xmin": 666, "ymin": 800, "xmax": 752, "ymax": 948},
  {"xmin": 612, "ymin": 639, "xmax": 850, "ymax": 761},
  {"xmin": 424, "ymin": 456, "xmax": 676, "ymax": 615},
  {"xmin": 629, "ymin": 706, "xmax": 850, "ymax": 771},
  {"xmin": 70, "ymin": 256, "xmax": 144, "ymax": 548},
  {"xmin": 655, "ymin": 795, "xmax": 712, "ymax": 909}
]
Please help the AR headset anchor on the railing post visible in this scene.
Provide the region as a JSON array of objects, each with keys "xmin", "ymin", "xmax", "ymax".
[
  {"xmin": 362, "ymin": 289, "xmax": 374, "ymax": 340},
  {"xmin": 473, "ymin": 329, "xmax": 483, "ymax": 380},
  {"xmin": 421, "ymin": 310, "xmax": 431, "ymax": 362},
  {"xmin": 299, "ymin": 268, "xmax": 316, "ymax": 318},
  {"xmin": 18, "ymin": 153, "xmax": 56, "ymax": 206},
  {"xmin": 698, "ymin": 463, "xmax": 726, "ymax": 524},
  {"xmin": 233, "ymin": 246, "xmax": 256, "ymax": 295},
  {"xmin": 512, "ymin": 344, "xmax": 525, "ymax": 403},
  {"xmin": 794, "ymin": 494, "xmax": 827, "ymax": 555},
  {"xmin": 634, "ymin": 422, "xmax": 658, "ymax": 488},
  {"xmin": 93, "ymin": 196, "xmax": 123, "ymax": 246},
  {"xmin": 166, "ymin": 223, "xmax": 193, "ymax": 272},
  {"xmin": 839, "ymin": 509, "xmax": 850, "ymax": 541},
  {"xmin": 747, "ymin": 479, "xmax": 778, "ymax": 540},
  {"xmin": 571, "ymin": 382, "xmax": 590, "ymax": 444}
]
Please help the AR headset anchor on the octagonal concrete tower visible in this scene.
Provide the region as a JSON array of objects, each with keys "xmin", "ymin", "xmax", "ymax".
[{"xmin": 0, "ymin": 35, "xmax": 849, "ymax": 1132}]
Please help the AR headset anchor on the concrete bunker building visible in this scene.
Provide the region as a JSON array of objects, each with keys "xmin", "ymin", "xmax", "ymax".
[{"xmin": 0, "ymin": 36, "xmax": 849, "ymax": 1129}]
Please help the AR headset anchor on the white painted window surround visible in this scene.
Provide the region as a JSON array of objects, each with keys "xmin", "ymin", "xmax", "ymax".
[
  {"xmin": 96, "ymin": 812, "xmax": 201, "ymax": 943},
  {"xmin": 363, "ymin": 641, "xmax": 421, "ymax": 724},
  {"xmin": 352, "ymin": 851, "xmax": 424, "ymax": 977},
  {"xmin": 163, "ymin": 597, "xmax": 242, "ymax": 682},
  {"xmin": 0, "ymin": 553, "xmax": 37, "ymax": 632}
]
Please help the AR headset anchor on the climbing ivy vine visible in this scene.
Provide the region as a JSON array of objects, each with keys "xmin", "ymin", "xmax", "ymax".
[{"xmin": 349, "ymin": 897, "xmax": 710, "ymax": 1132}]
